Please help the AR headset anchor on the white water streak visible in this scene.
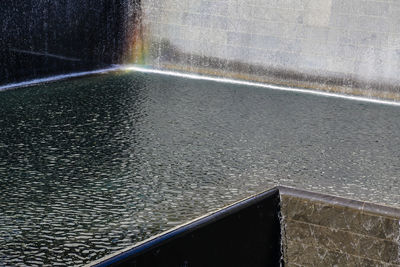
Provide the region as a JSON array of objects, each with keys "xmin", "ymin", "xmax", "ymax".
[
  {"xmin": 1, "ymin": 64, "xmax": 400, "ymax": 107},
  {"xmin": 124, "ymin": 66, "xmax": 400, "ymax": 107},
  {"xmin": 0, "ymin": 66, "xmax": 121, "ymax": 92}
]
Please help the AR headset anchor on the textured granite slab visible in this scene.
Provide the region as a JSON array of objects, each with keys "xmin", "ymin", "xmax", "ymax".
[{"xmin": 279, "ymin": 186, "xmax": 400, "ymax": 266}]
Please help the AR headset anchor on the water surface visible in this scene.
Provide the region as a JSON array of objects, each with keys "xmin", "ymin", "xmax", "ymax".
[{"xmin": 1, "ymin": 71, "xmax": 399, "ymax": 265}]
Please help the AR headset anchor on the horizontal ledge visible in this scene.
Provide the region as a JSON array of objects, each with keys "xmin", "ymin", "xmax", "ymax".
[{"xmin": 278, "ymin": 185, "xmax": 400, "ymax": 219}]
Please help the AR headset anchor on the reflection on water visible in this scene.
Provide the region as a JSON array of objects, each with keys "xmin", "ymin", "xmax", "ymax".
[{"xmin": 0, "ymin": 72, "xmax": 399, "ymax": 265}]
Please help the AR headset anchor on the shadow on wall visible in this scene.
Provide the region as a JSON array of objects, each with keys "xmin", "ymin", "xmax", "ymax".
[
  {"xmin": 0, "ymin": 0, "xmax": 141, "ymax": 85},
  {"xmin": 147, "ymin": 39, "xmax": 400, "ymax": 101}
]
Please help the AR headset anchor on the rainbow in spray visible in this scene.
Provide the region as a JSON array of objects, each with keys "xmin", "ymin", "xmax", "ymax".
[{"xmin": 123, "ymin": 6, "xmax": 149, "ymax": 65}]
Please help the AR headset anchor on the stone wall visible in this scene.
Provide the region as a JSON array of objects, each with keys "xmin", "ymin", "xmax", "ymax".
[
  {"xmin": 141, "ymin": 0, "xmax": 400, "ymax": 99},
  {"xmin": 279, "ymin": 187, "xmax": 400, "ymax": 265}
]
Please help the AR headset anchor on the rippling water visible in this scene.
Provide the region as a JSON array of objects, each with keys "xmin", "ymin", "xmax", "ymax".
[{"xmin": 0, "ymin": 71, "xmax": 399, "ymax": 265}]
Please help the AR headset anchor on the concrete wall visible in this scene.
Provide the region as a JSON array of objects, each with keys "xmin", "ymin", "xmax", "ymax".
[
  {"xmin": 0, "ymin": 0, "xmax": 140, "ymax": 86},
  {"xmin": 141, "ymin": 0, "xmax": 400, "ymax": 99}
]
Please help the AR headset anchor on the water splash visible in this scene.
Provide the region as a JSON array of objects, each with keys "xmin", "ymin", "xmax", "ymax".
[{"xmin": 278, "ymin": 193, "xmax": 287, "ymax": 267}]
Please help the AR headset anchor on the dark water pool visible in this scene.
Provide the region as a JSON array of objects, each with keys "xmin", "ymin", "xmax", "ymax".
[{"xmin": 0, "ymin": 71, "xmax": 399, "ymax": 265}]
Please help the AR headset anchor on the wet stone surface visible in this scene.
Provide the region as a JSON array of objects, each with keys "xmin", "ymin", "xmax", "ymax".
[{"xmin": 0, "ymin": 72, "xmax": 399, "ymax": 265}]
